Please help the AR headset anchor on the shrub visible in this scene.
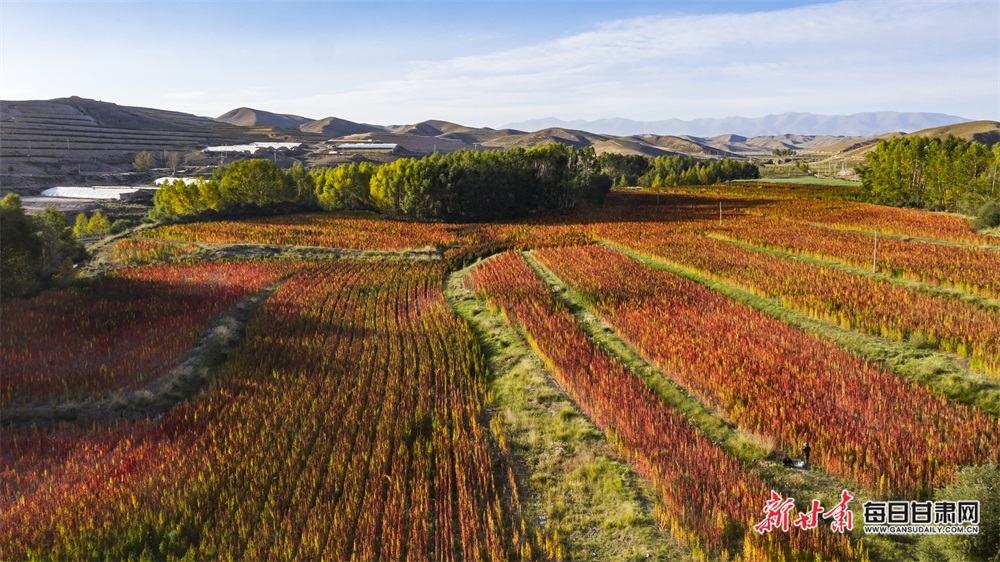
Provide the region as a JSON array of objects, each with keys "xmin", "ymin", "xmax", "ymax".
[
  {"xmin": 973, "ymin": 200, "xmax": 1000, "ymax": 230},
  {"xmin": 917, "ymin": 463, "xmax": 1000, "ymax": 561}
]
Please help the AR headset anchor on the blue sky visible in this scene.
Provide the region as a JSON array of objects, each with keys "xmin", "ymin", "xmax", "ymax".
[{"xmin": 1, "ymin": 0, "xmax": 997, "ymax": 127}]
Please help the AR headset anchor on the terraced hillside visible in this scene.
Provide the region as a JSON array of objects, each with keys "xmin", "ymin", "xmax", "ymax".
[{"xmin": 0, "ymin": 97, "xmax": 323, "ymax": 190}]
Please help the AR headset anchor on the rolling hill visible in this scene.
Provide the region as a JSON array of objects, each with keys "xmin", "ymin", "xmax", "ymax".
[
  {"xmin": 299, "ymin": 116, "xmax": 383, "ymax": 137},
  {"xmin": 216, "ymin": 107, "xmax": 314, "ymax": 129}
]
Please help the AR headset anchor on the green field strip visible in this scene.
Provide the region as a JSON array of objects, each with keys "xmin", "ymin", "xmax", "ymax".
[
  {"xmin": 706, "ymin": 232, "xmax": 1000, "ymax": 308},
  {"xmin": 444, "ymin": 260, "xmax": 683, "ymax": 562},
  {"xmin": 521, "ymin": 250, "xmax": 909, "ymax": 560},
  {"xmin": 600, "ymin": 240, "xmax": 1000, "ymax": 417}
]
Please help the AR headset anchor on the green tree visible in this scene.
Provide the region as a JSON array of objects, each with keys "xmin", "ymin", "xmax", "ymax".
[
  {"xmin": 0, "ymin": 194, "xmax": 42, "ymax": 300},
  {"xmin": 597, "ymin": 153, "xmax": 652, "ymax": 187},
  {"xmin": 133, "ymin": 152, "xmax": 155, "ymax": 173},
  {"xmin": 87, "ymin": 211, "xmax": 111, "ymax": 236},
  {"xmin": 72, "ymin": 211, "xmax": 111, "ymax": 237},
  {"xmin": 73, "ymin": 212, "xmax": 90, "ymax": 238},
  {"xmin": 37, "ymin": 207, "xmax": 84, "ymax": 285},
  {"xmin": 285, "ymin": 162, "xmax": 317, "ymax": 207},
  {"xmin": 860, "ymin": 135, "xmax": 999, "ymax": 213},
  {"xmin": 219, "ymin": 159, "xmax": 292, "ymax": 207},
  {"xmin": 315, "ymin": 162, "xmax": 375, "ymax": 211},
  {"xmin": 370, "ymin": 158, "xmax": 411, "ymax": 214}
]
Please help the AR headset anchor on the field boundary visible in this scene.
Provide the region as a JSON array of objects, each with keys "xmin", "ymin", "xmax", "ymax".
[
  {"xmin": 787, "ymin": 219, "xmax": 1000, "ymax": 250},
  {"xmin": 526, "ymin": 248, "xmax": 948, "ymax": 559},
  {"xmin": 705, "ymin": 233, "xmax": 1000, "ymax": 308},
  {"xmin": 524, "ymin": 252, "xmax": 873, "ymax": 487},
  {"xmin": 95, "ymin": 239, "xmax": 444, "ymax": 271},
  {"xmin": 3, "ymin": 277, "xmax": 289, "ymax": 427},
  {"xmin": 600, "ymin": 240, "xmax": 1000, "ymax": 417},
  {"xmin": 445, "ymin": 258, "xmax": 683, "ymax": 561}
]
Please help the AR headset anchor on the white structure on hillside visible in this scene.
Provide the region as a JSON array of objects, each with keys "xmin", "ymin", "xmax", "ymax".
[
  {"xmin": 334, "ymin": 143, "xmax": 398, "ymax": 154},
  {"xmin": 154, "ymin": 177, "xmax": 200, "ymax": 186},
  {"xmin": 41, "ymin": 186, "xmax": 140, "ymax": 201},
  {"xmin": 203, "ymin": 142, "xmax": 303, "ymax": 153}
]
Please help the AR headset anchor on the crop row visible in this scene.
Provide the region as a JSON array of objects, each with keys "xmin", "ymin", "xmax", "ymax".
[
  {"xmin": 144, "ymin": 213, "xmax": 465, "ymax": 250},
  {"xmin": 534, "ymin": 245, "xmax": 1000, "ymax": 497},
  {"xmin": 748, "ymin": 198, "xmax": 994, "ymax": 245},
  {"xmin": 1, "ymin": 260, "xmax": 537, "ymax": 560},
  {"xmin": 143, "ymin": 212, "xmax": 594, "ymax": 255},
  {"xmin": 602, "ymin": 228, "xmax": 1000, "ymax": 376},
  {"xmin": 111, "ymin": 238, "xmax": 200, "ymax": 265},
  {"xmin": 710, "ymin": 215, "xmax": 1000, "ymax": 298},
  {"xmin": 1, "ymin": 260, "xmax": 297, "ymax": 406},
  {"xmin": 469, "ymin": 251, "xmax": 861, "ymax": 561}
]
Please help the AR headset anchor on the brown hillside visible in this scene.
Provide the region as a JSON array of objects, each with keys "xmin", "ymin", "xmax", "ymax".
[
  {"xmin": 590, "ymin": 137, "xmax": 677, "ymax": 157},
  {"xmin": 300, "ymin": 117, "xmax": 382, "ymax": 136},
  {"xmin": 909, "ymin": 120, "xmax": 1000, "ymax": 145},
  {"xmin": 216, "ymin": 107, "xmax": 313, "ymax": 129}
]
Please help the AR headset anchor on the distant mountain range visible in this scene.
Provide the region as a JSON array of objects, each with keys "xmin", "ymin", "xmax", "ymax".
[{"xmin": 502, "ymin": 112, "xmax": 972, "ymax": 137}]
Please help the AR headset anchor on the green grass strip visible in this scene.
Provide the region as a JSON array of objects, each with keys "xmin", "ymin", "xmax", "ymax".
[{"xmin": 444, "ymin": 261, "xmax": 682, "ymax": 562}]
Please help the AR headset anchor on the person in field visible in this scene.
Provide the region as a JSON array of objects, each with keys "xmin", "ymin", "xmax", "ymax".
[{"xmin": 802, "ymin": 442, "xmax": 811, "ymax": 465}]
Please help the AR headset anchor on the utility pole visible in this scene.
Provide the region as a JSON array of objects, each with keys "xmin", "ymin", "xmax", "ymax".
[
  {"xmin": 872, "ymin": 232, "xmax": 878, "ymax": 273},
  {"xmin": 719, "ymin": 201, "xmax": 723, "ymax": 226}
]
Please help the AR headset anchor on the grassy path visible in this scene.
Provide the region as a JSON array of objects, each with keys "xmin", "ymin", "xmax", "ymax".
[{"xmin": 445, "ymin": 259, "xmax": 683, "ymax": 562}]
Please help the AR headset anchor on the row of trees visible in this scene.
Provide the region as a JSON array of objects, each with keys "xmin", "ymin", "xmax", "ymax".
[
  {"xmin": 151, "ymin": 161, "xmax": 315, "ymax": 219},
  {"xmin": 153, "ymin": 147, "xmax": 763, "ymax": 222},
  {"xmin": 153, "ymin": 145, "xmax": 613, "ymax": 222},
  {"xmin": 324, "ymin": 145, "xmax": 611, "ymax": 221},
  {"xmin": 859, "ymin": 136, "xmax": 1000, "ymax": 219},
  {"xmin": 1, "ymin": 194, "xmax": 85, "ymax": 301},
  {"xmin": 597, "ymin": 153, "xmax": 760, "ymax": 188}
]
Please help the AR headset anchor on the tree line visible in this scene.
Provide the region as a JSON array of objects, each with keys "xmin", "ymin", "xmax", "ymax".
[
  {"xmin": 859, "ymin": 135, "xmax": 1000, "ymax": 227},
  {"xmin": 596, "ymin": 153, "xmax": 760, "ymax": 188},
  {"xmin": 153, "ymin": 145, "xmax": 613, "ymax": 222}
]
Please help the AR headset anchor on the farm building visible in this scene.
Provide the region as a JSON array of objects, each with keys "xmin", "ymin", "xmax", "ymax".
[{"xmin": 40, "ymin": 186, "xmax": 141, "ymax": 201}]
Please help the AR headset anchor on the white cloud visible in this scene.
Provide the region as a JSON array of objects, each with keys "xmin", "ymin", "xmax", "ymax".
[
  {"xmin": 287, "ymin": 0, "xmax": 998, "ymax": 125},
  {"xmin": 2, "ymin": 1, "xmax": 995, "ymax": 124}
]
